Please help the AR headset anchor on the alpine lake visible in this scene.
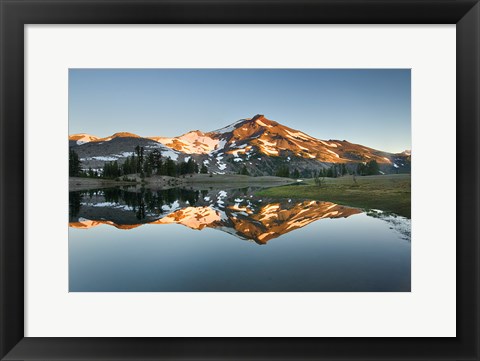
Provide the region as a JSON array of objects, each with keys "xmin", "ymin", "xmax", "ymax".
[{"xmin": 69, "ymin": 181, "xmax": 411, "ymax": 292}]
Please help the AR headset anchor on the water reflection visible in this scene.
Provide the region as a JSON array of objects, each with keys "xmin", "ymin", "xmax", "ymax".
[
  {"xmin": 69, "ymin": 187, "xmax": 410, "ymax": 244},
  {"xmin": 69, "ymin": 187, "xmax": 411, "ymax": 291}
]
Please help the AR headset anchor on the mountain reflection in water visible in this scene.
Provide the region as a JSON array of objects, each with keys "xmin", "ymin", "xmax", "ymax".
[
  {"xmin": 69, "ymin": 187, "xmax": 363, "ymax": 244},
  {"xmin": 69, "ymin": 186, "xmax": 411, "ymax": 292}
]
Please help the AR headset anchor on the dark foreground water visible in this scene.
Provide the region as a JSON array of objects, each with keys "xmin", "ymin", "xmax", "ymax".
[{"xmin": 69, "ymin": 187, "xmax": 411, "ymax": 292}]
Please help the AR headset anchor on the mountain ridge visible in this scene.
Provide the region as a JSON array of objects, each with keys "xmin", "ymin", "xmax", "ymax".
[{"xmin": 69, "ymin": 114, "xmax": 411, "ymax": 175}]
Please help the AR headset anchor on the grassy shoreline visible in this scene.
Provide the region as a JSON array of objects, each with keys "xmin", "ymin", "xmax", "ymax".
[
  {"xmin": 69, "ymin": 174, "xmax": 295, "ymax": 192},
  {"xmin": 69, "ymin": 177, "xmax": 140, "ymax": 191},
  {"xmin": 256, "ymin": 174, "xmax": 411, "ymax": 218},
  {"xmin": 70, "ymin": 173, "xmax": 410, "ymax": 217}
]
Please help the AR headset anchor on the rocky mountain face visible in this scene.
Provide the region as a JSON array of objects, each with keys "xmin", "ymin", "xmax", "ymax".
[{"xmin": 69, "ymin": 114, "xmax": 411, "ymax": 175}]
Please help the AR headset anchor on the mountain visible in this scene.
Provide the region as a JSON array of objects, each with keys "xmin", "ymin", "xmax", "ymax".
[
  {"xmin": 69, "ymin": 133, "xmax": 181, "ymax": 169},
  {"xmin": 69, "ymin": 114, "xmax": 411, "ymax": 175},
  {"xmin": 69, "ymin": 133, "xmax": 100, "ymax": 146},
  {"xmin": 148, "ymin": 130, "xmax": 221, "ymax": 154},
  {"xmin": 93, "ymin": 132, "xmax": 142, "ymax": 142},
  {"xmin": 150, "ymin": 114, "xmax": 395, "ymax": 163}
]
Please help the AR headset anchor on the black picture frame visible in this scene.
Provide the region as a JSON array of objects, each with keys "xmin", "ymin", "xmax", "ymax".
[{"xmin": 1, "ymin": 0, "xmax": 478, "ymax": 360}]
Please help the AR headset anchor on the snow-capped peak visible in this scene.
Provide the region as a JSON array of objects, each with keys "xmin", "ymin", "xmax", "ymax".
[
  {"xmin": 150, "ymin": 130, "xmax": 220, "ymax": 154},
  {"xmin": 69, "ymin": 133, "xmax": 100, "ymax": 145}
]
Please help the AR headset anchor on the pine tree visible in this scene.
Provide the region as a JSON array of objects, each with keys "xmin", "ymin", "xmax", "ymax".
[
  {"xmin": 239, "ymin": 165, "xmax": 249, "ymax": 175},
  {"xmin": 144, "ymin": 161, "xmax": 152, "ymax": 177},
  {"xmin": 150, "ymin": 149, "xmax": 162, "ymax": 174},
  {"xmin": 313, "ymin": 170, "xmax": 325, "ymax": 187},
  {"xmin": 187, "ymin": 158, "xmax": 196, "ymax": 174},
  {"xmin": 356, "ymin": 163, "xmax": 366, "ymax": 176},
  {"xmin": 165, "ymin": 158, "xmax": 176, "ymax": 176},
  {"xmin": 69, "ymin": 148, "xmax": 82, "ymax": 177},
  {"xmin": 275, "ymin": 165, "xmax": 290, "ymax": 178},
  {"xmin": 366, "ymin": 160, "xmax": 380, "ymax": 175},
  {"xmin": 326, "ymin": 167, "xmax": 333, "ymax": 178}
]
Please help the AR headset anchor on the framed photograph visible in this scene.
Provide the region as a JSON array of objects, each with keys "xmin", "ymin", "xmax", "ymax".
[{"xmin": 1, "ymin": 0, "xmax": 478, "ymax": 360}]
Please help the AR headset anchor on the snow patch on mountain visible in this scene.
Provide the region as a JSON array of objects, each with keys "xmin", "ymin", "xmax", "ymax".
[
  {"xmin": 255, "ymin": 119, "xmax": 272, "ymax": 127},
  {"xmin": 257, "ymin": 138, "xmax": 279, "ymax": 156},
  {"xmin": 212, "ymin": 119, "xmax": 246, "ymax": 134},
  {"xmin": 92, "ymin": 156, "xmax": 118, "ymax": 161},
  {"xmin": 152, "ymin": 131, "xmax": 220, "ymax": 154},
  {"xmin": 214, "ymin": 139, "xmax": 227, "ymax": 152},
  {"xmin": 326, "ymin": 149, "xmax": 339, "ymax": 158},
  {"xmin": 284, "ymin": 129, "xmax": 315, "ymax": 141},
  {"xmin": 69, "ymin": 133, "xmax": 100, "ymax": 144},
  {"xmin": 162, "ymin": 201, "xmax": 180, "ymax": 212},
  {"xmin": 161, "ymin": 150, "xmax": 179, "ymax": 161}
]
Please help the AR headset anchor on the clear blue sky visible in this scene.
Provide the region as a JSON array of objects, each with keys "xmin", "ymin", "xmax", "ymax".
[{"xmin": 69, "ymin": 69, "xmax": 410, "ymax": 153}]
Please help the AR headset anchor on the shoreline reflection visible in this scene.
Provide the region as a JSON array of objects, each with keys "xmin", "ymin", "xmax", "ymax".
[{"xmin": 69, "ymin": 187, "xmax": 365, "ymax": 244}]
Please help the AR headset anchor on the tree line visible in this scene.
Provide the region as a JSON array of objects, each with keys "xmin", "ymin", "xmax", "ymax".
[
  {"xmin": 355, "ymin": 159, "xmax": 380, "ymax": 176},
  {"xmin": 275, "ymin": 160, "xmax": 381, "ymax": 180},
  {"xmin": 103, "ymin": 146, "xmax": 202, "ymax": 179},
  {"xmin": 69, "ymin": 146, "xmax": 203, "ymax": 179},
  {"xmin": 70, "ymin": 146, "xmax": 383, "ymax": 180}
]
